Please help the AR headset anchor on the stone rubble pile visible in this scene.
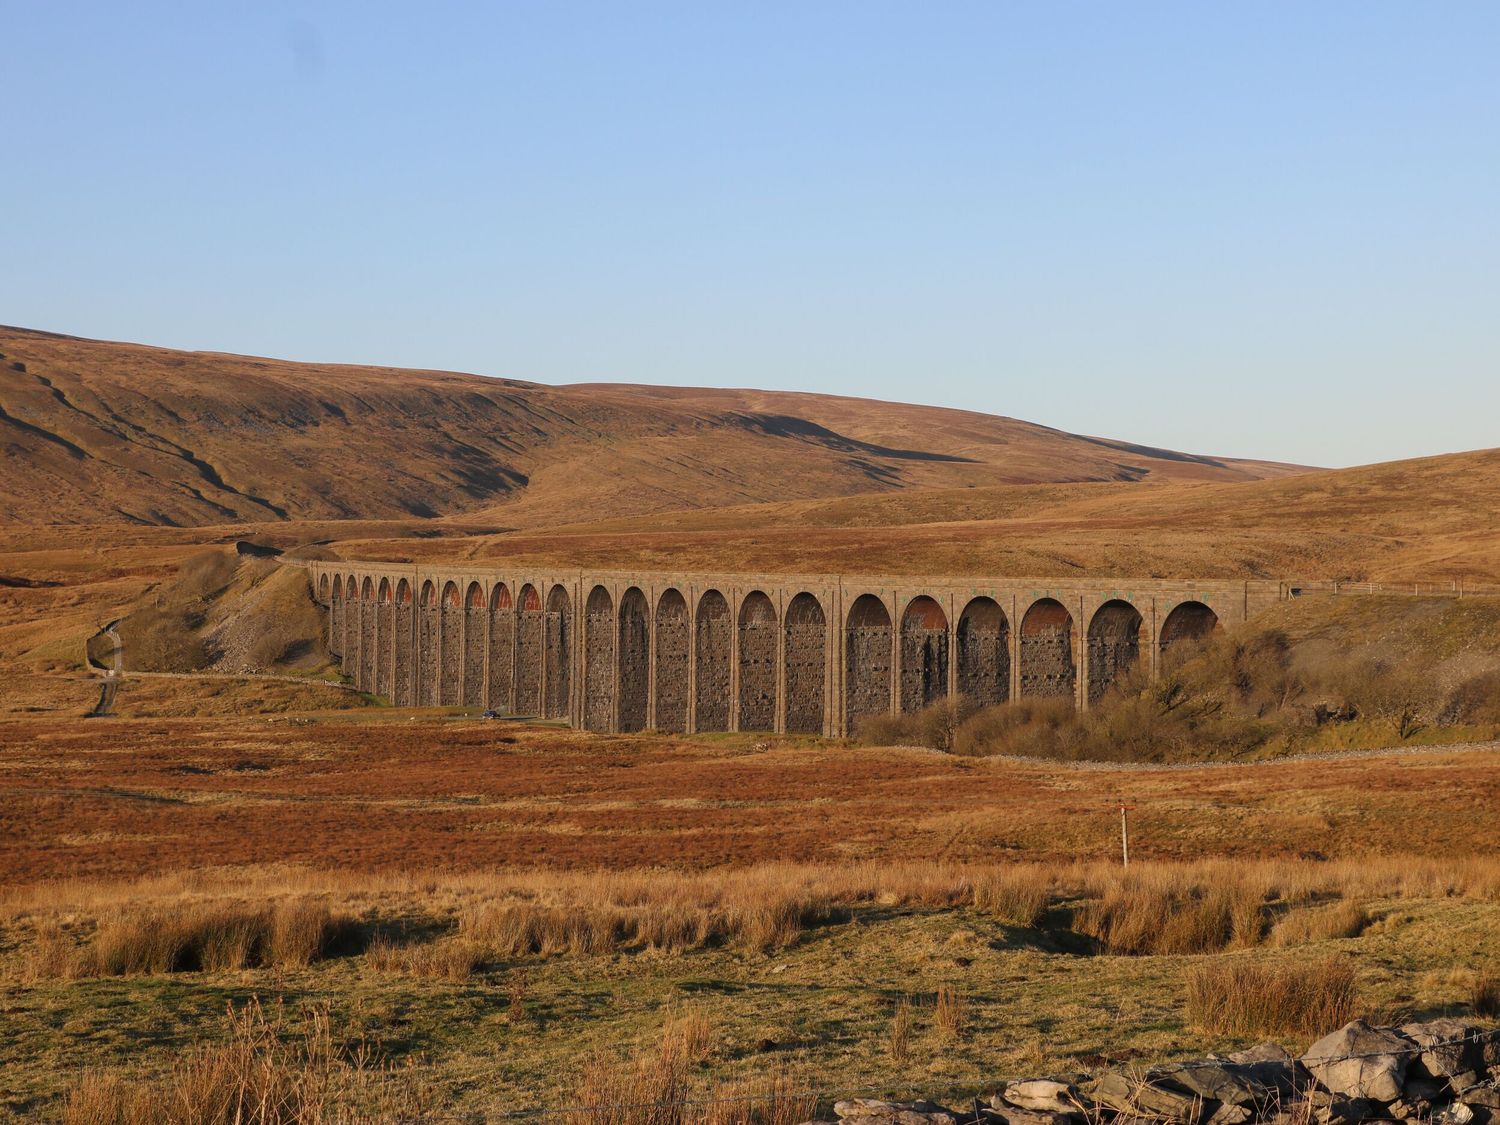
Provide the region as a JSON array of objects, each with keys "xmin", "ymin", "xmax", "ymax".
[{"xmin": 815, "ymin": 1019, "xmax": 1500, "ymax": 1125}]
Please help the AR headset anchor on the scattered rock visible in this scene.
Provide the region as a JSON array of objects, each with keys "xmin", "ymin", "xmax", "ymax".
[
  {"xmin": 1172, "ymin": 1061, "xmax": 1274, "ymax": 1108},
  {"xmin": 1000, "ymin": 1079, "xmax": 1088, "ymax": 1114},
  {"xmin": 1303, "ymin": 1020, "xmax": 1416, "ymax": 1102},
  {"xmin": 834, "ymin": 1098, "xmax": 961, "ymax": 1124},
  {"xmin": 1402, "ymin": 1020, "xmax": 1483, "ymax": 1080},
  {"xmin": 1087, "ymin": 1071, "xmax": 1207, "ymax": 1124}
]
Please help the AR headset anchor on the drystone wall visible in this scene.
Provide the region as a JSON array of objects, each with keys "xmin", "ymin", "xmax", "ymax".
[{"xmin": 817, "ymin": 1018, "xmax": 1500, "ymax": 1125}]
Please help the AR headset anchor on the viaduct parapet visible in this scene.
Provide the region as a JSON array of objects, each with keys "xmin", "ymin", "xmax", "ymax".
[{"xmin": 307, "ymin": 562, "xmax": 1286, "ymax": 738}]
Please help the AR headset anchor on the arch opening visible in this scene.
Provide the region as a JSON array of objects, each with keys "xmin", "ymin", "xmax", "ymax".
[
  {"xmin": 1020, "ymin": 598, "xmax": 1075, "ymax": 700},
  {"xmin": 738, "ymin": 592, "xmax": 777, "ymax": 731},
  {"xmin": 695, "ymin": 591, "xmax": 731, "ymax": 732},
  {"xmin": 654, "ymin": 590, "xmax": 689, "ymax": 733},
  {"xmin": 545, "ymin": 585, "xmax": 572, "ymax": 721},
  {"xmin": 418, "ymin": 580, "xmax": 439, "ymax": 706},
  {"xmin": 900, "ymin": 596, "xmax": 949, "ymax": 713},
  {"xmin": 584, "ymin": 585, "xmax": 614, "ymax": 731},
  {"xmin": 618, "ymin": 588, "xmax": 649, "ymax": 733},
  {"xmin": 393, "ymin": 579, "xmax": 415, "ymax": 706},
  {"xmin": 328, "ymin": 575, "xmax": 344, "ymax": 660},
  {"xmin": 359, "ymin": 578, "xmax": 377, "ymax": 694},
  {"xmin": 487, "ymin": 583, "xmax": 514, "ymax": 713},
  {"xmin": 1087, "ymin": 599, "xmax": 1144, "ymax": 704},
  {"xmin": 784, "ymin": 593, "xmax": 826, "ymax": 735},
  {"xmin": 514, "ymin": 584, "xmax": 543, "ymax": 716},
  {"xmin": 463, "ymin": 582, "xmax": 486, "ymax": 706},
  {"xmin": 1160, "ymin": 601, "xmax": 1220, "ymax": 667},
  {"xmin": 845, "ymin": 594, "xmax": 893, "ymax": 730},
  {"xmin": 439, "ymin": 581, "xmax": 462, "ymax": 706},
  {"xmin": 375, "ymin": 579, "xmax": 394, "ymax": 699},
  {"xmin": 957, "ymin": 597, "xmax": 1010, "ymax": 708}
]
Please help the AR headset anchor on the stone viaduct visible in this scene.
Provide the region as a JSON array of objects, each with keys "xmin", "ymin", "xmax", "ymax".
[{"xmin": 307, "ymin": 562, "xmax": 1285, "ymax": 737}]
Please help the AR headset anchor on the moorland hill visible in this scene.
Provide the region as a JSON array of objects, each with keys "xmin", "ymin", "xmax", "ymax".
[{"xmin": 0, "ymin": 325, "xmax": 1299, "ymax": 528}]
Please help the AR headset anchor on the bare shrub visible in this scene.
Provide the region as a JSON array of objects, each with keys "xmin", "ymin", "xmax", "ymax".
[
  {"xmin": 1271, "ymin": 900, "xmax": 1371, "ymax": 947},
  {"xmin": 119, "ymin": 606, "xmax": 211, "ymax": 673},
  {"xmin": 854, "ymin": 710, "xmax": 927, "ymax": 747},
  {"xmin": 951, "ymin": 697, "xmax": 1077, "ymax": 758},
  {"xmin": 175, "ymin": 550, "xmax": 239, "ymax": 602},
  {"xmin": 1187, "ymin": 958, "xmax": 1357, "ymax": 1037},
  {"xmin": 1440, "ymin": 670, "xmax": 1500, "ymax": 725}
]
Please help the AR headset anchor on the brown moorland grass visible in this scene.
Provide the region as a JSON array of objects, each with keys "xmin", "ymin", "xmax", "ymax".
[
  {"xmin": 4, "ymin": 715, "xmax": 1500, "ymax": 882},
  {"xmin": 6, "ymin": 855, "xmax": 1497, "ymax": 1121},
  {"xmin": 1185, "ymin": 958, "xmax": 1359, "ymax": 1038}
]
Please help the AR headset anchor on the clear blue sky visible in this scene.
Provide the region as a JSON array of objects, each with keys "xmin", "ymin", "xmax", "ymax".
[{"xmin": 4, "ymin": 2, "xmax": 1497, "ymax": 467}]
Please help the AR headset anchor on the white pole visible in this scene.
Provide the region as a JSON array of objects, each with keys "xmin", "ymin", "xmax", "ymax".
[{"xmin": 1120, "ymin": 805, "xmax": 1130, "ymax": 869}]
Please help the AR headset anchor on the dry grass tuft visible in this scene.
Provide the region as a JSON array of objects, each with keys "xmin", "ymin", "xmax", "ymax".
[
  {"xmin": 932, "ymin": 986, "xmax": 966, "ymax": 1042},
  {"xmin": 887, "ymin": 998, "xmax": 913, "ymax": 1065},
  {"xmin": 1076, "ymin": 870, "xmax": 1270, "ymax": 956},
  {"xmin": 1186, "ymin": 958, "xmax": 1358, "ymax": 1038},
  {"xmin": 61, "ymin": 998, "xmax": 368, "ymax": 1125},
  {"xmin": 1271, "ymin": 900, "xmax": 1371, "ymax": 947},
  {"xmin": 1473, "ymin": 967, "xmax": 1500, "ymax": 1018},
  {"xmin": 72, "ymin": 898, "xmax": 345, "ymax": 978},
  {"xmin": 365, "ymin": 935, "xmax": 483, "ymax": 981},
  {"xmin": 974, "ymin": 868, "xmax": 1052, "ymax": 928}
]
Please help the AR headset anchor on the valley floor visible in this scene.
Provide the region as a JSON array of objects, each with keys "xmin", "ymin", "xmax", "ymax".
[{"xmin": 2, "ymin": 716, "xmax": 1499, "ymax": 1120}]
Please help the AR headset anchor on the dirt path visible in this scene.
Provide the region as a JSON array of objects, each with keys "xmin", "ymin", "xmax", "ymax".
[
  {"xmin": 86, "ymin": 623, "xmax": 122, "ymax": 717},
  {"xmin": 82, "ymin": 620, "xmax": 359, "ymax": 717}
]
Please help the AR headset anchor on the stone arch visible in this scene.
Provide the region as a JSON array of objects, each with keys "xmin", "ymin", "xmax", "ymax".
[
  {"xmin": 1020, "ymin": 598, "xmax": 1075, "ymax": 699},
  {"xmin": 1087, "ymin": 600, "xmax": 1144, "ymax": 703},
  {"xmin": 584, "ymin": 585, "xmax": 614, "ymax": 731},
  {"xmin": 900, "ymin": 596, "xmax": 949, "ymax": 713},
  {"xmin": 618, "ymin": 587, "xmax": 650, "ymax": 733},
  {"xmin": 515, "ymin": 583, "xmax": 543, "ymax": 716},
  {"xmin": 487, "ymin": 583, "xmax": 514, "ymax": 713},
  {"xmin": 376, "ymin": 578, "xmax": 395, "ymax": 699},
  {"xmin": 462, "ymin": 581, "xmax": 486, "ymax": 706},
  {"xmin": 654, "ymin": 589, "xmax": 689, "ymax": 733},
  {"xmin": 1160, "ymin": 601, "xmax": 1220, "ymax": 665},
  {"xmin": 845, "ymin": 594, "xmax": 893, "ymax": 730},
  {"xmin": 419, "ymin": 580, "xmax": 439, "ymax": 706},
  {"xmin": 329, "ymin": 575, "xmax": 344, "ymax": 659},
  {"xmin": 439, "ymin": 581, "xmax": 462, "ymax": 706},
  {"xmin": 342, "ymin": 573, "xmax": 358, "ymax": 672},
  {"xmin": 738, "ymin": 592, "xmax": 777, "ymax": 731},
  {"xmin": 544, "ymin": 584, "xmax": 572, "ymax": 720},
  {"xmin": 695, "ymin": 590, "xmax": 731, "ymax": 732},
  {"xmin": 784, "ymin": 593, "xmax": 826, "ymax": 735},
  {"xmin": 359, "ymin": 577, "xmax": 376, "ymax": 693},
  {"xmin": 394, "ymin": 579, "xmax": 415, "ymax": 706},
  {"xmin": 957, "ymin": 597, "xmax": 1010, "ymax": 708},
  {"xmin": 317, "ymin": 574, "xmax": 330, "ymax": 603}
]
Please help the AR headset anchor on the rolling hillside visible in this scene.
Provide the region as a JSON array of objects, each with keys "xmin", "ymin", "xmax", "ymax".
[
  {"xmin": 0, "ymin": 326, "xmax": 1302, "ymax": 528},
  {"xmin": 334, "ymin": 447, "xmax": 1500, "ymax": 584}
]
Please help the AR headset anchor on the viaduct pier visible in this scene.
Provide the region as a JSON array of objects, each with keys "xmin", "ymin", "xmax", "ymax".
[{"xmin": 308, "ymin": 562, "xmax": 1286, "ymax": 737}]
